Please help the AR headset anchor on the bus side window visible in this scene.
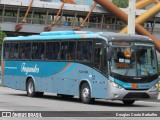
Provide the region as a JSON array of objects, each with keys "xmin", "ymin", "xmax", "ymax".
[
  {"xmin": 9, "ymin": 43, "xmax": 19, "ymax": 59},
  {"xmin": 86, "ymin": 41, "xmax": 92, "ymax": 61},
  {"xmin": 46, "ymin": 42, "xmax": 60, "ymax": 60},
  {"xmin": 53, "ymin": 42, "xmax": 60, "ymax": 60},
  {"xmin": 61, "ymin": 42, "xmax": 68, "ymax": 60},
  {"xmin": 19, "ymin": 43, "xmax": 25, "ymax": 59},
  {"xmin": 68, "ymin": 42, "xmax": 76, "ymax": 60},
  {"xmin": 32, "ymin": 42, "xmax": 45, "ymax": 60},
  {"xmin": 77, "ymin": 41, "xmax": 84, "ymax": 60},
  {"xmin": 77, "ymin": 41, "xmax": 92, "ymax": 61},
  {"xmin": 25, "ymin": 43, "xmax": 31, "ymax": 59},
  {"xmin": 19, "ymin": 43, "xmax": 31, "ymax": 59},
  {"xmin": 4, "ymin": 43, "xmax": 10, "ymax": 60},
  {"xmin": 60, "ymin": 41, "xmax": 76, "ymax": 61},
  {"xmin": 46, "ymin": 42, "xmax": 54, "ymax": 60}
]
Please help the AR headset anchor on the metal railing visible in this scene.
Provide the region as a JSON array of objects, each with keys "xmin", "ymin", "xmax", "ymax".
[
  {"xmin": 1, "ymin": 16, "xmax": 160, "ymax": 32},
  {"xmin": 3, "ymin": 16, "xmax": 17, "ymax": 23}
]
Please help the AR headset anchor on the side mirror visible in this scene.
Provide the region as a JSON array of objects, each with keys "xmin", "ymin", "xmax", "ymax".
[
  {"xmin": 106, "ymin": 45, "xmax": 112, "ymax": 61},
  {"xmin": 158, "ymin": 72, "xmax": 160, "ymax": 76}
]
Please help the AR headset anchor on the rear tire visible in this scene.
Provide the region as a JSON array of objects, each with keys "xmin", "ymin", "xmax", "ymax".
[
  {"xmin": 27, "ymin": 78, "xmax": 36, "ymax": 97},
  {"xmin": 122, "ymin": 100, "xmax": 135, "ymax": 105},
  {"xmin": 80, "ymin": 82, "xmax": 95, "ymax": 104},
  {"xmin": 26, "ymin": 78, "xmax": 44, "ymax": 97}
]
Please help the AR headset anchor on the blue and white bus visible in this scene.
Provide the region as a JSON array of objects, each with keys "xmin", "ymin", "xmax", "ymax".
[{"xmin": 1, "ymin": 31, "xmax": 159, "ymax": 105}]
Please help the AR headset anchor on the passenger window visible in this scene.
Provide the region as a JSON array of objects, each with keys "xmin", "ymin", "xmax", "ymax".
[
  {"xmin": 19, "ymin": 43, "xmax": 31, "ymax": 59},
  {"xmin": 61, "ymin": 41, "xmax": 76, "ymax": 60},
  {"xmin": 68, "ymin": 42, "xmax": 76, "ymax": 60},
  {"xmin": 4, "ymin": 43, "xmax": 10, "ymax": 59},
  {"xmin": 61, "ymin": 42, "xmax": 68, "ymax": 60},
  {"xmin": 32, "ymin": 42, "xmax": 45, "ymax": 60},
  {"xmin": 10, "ymin": 43, "xmax": 19, "ymax": 59},
  {"xmin": 77, "ymin": 41, "xmax": 92, "ymax": 61},
  {"xmin": 46, "ymin": 42, "xmax": 60, "ymax": 60}
]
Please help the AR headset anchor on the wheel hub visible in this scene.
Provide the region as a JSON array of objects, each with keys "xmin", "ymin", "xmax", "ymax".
[
  {"xmin": 28, "ymin": 82, "xmax": 33, "ymax": 94},
  {"xmin": 82, "ymin": 88, "xmax": 89, "ymax": 100}
]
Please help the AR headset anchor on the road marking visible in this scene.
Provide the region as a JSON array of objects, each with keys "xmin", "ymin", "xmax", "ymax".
[
  {"xmin": 138, "ymin": 101, "xmax": 160, "ymax": 104},
  {"xmin": 0, "ymin": 108, "xmax": 13, "ymax": 111}
]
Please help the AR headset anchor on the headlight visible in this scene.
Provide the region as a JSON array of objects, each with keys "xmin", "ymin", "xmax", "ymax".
[
  {"xmin": 150, "ymin": 84, "xmax": 158, "ymax": 90},
  {"xmin": 110, "ymin": 80, "xmax": 122, "ymax": 89}
]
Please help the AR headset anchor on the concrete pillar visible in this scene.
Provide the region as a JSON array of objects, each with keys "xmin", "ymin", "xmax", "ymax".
[
  {"xmin": 100, "ymin": 14, "xmax": 104, "ymax": 29},
  {"xmin": 60, "ymin": 10, "xmax": 63, "ymax": 26},
  {"xmin": 128, "ymin": 0, "xmax": 136, "ymax": 34},
  {"xmin": 45, "ymin": 9, "xmax": 49, "ymax": 25},
  {"xmin": 114, "ymin": 18, "xmax": 117, "ymax": 31},
  {"xmin": 86, "ymin": 14, "xmax": 89, "ymax": 28},
  {"xmin": 2, "ymin": 4, "xmax": 5, "ymax": 22},
  {"xmin": 151, "ymin": 17, "xmax": 156, "ymax": 34},
  {"xmin": 73, "ymin": 12, "xmax": 77, "ymax": 27},
  {"xmin": 31, "ymin": 9, "xmax": 34, "ymax": 24},
  {"xmin": 16, "ymin": 7, "xmax": 20, "ymax": 23}
]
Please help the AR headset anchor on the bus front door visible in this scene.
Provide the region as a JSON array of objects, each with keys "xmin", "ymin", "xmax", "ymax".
[{"xmin": 92, "ymin": 47, "xmax": 108, "ymax": 98}]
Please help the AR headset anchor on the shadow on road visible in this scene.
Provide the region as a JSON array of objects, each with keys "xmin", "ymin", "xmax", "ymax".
[{"xmin": 6, "ymin": 93, "xmax": 154, "ymax": 107}]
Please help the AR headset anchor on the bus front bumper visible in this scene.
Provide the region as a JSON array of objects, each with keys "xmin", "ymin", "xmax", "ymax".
[{"xmin": 108, "ymin": 81, "xmax": 159, "ymax": 100}]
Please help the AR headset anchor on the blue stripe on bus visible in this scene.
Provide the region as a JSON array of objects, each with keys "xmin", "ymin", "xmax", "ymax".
[
  {"xmin": 114, "ymin": 79, "xmax": 158, "ymax": 89},
  {"xmin": 4, "ymin": 61, "xmax": 73, "ymax": 77}
]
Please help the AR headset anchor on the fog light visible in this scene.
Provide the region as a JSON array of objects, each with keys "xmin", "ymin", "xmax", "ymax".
[{"xmin": 113, "ymin": 94, "xmax": 119, "ymax": 98}]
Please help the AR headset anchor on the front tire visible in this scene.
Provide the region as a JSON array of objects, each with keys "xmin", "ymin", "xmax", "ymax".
[
  {"xmin": 80, "ymin": 82, "xmax": 95, "ymax": 104},
  {"xmin": 122, "ymin": 100, "xmax": 135, "ymax": 105}
]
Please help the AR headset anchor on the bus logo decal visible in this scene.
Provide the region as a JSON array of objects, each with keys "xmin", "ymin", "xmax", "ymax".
[{"xmin": 21, "ymin": 63, "xmax": 39, "ymax": 75}]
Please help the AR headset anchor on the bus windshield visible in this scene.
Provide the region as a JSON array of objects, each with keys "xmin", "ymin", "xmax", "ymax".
[{"xmin": 110, "ymin": 42, "xmax": 158, "ymax": 77}]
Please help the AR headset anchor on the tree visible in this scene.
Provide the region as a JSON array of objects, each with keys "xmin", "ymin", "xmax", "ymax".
[
  {"xmin": 0, "ymin": 27, "xmax": 6, "ymax": 56},
  {"xmin": 112, "ymin": 0, "xmax": 129, "ymax": 8}
]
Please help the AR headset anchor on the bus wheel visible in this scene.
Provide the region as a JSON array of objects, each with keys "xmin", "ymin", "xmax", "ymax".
[
  {"xmin": 80, "ymin": 82, "xmax": 95, "ymax": 104},
  {"xmin": 27, "ymin": 78, "xmax": 36, "ymax": 97},
  {"xmin": 122, "ymin": 100, "xmax": 135, "ymax": 105}
]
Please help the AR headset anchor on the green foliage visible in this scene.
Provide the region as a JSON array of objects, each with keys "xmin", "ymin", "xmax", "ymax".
[
  {"xmin": 112, "ymin": 0, "xmax": 129, "ymax": 8},
  {"xmin": 0, "ymin": 28, "xmax": 6, "ymax": 40},
  {"xmin": 0, "ymin": 27, "xmax": 6, "ymax": 56}
]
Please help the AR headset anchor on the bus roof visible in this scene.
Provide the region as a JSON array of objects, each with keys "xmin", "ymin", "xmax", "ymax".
[
  {"xmin": 5, "ymin": 31, "xmax": 98, "ymax": 41},
  {"xmin": 4, "ymin": 30, "xmax": 152, "ymax": 43},
  {"xmin": 100, "ymin": 32, "xmax": 152, "ymax": 43}
]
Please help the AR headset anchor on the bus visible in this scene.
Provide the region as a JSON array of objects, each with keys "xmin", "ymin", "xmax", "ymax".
[{"xmin": 1, "ymin": 31, "xmax": 159, "ymax": 105}]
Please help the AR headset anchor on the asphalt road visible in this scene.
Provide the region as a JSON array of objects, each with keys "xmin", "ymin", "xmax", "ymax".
[{"xmin": 0, "ymin": 86, "xmax": 160, "ymax": 120}]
